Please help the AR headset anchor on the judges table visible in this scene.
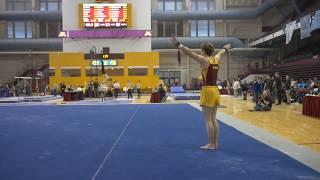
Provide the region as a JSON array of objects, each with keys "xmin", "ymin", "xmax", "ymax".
[
  {"xmin": 303, "ymin": 96, "xmax": 320, "ymax": 118},
  {"xmin": 150, "ymin": 92, "xmax": 161, "ymax": 103},
  {"xmin": 64, "ymin": 91, "xmax": 84, "ymax": 101}
]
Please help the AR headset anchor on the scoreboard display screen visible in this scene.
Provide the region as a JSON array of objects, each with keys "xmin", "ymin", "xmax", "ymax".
[{"xmin": 82, "ymin": 3, "xmax": 128, "ymax": 28}]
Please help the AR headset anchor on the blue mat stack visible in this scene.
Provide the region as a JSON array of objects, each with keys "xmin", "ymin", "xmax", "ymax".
[{"xmin": 169, "ymin": 86, "xmax": 200, "ymax": 100}]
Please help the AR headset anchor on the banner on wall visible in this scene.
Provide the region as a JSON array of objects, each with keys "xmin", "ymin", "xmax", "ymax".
[
  {"xmin": 300, "ymin": 15, "xmax": 311, "ymax": 39},
  {"xmin": 311, "ymin": 10, "xmax": 320, "ymax": 32},
  {"xmin": 286, "ymin": 21, "xmax": 296, "ymax": 44}
]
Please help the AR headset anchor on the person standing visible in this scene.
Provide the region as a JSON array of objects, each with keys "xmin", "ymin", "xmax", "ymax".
[
  {"xmin": 113, "ymin": 81, "xmax": 120, "ymax": 98},
  {"xmin": 232, "ymin": 79, "xmax": 237, "ymax": 96},
  {"xmin": 233, "ymin": 79, "xmax": 241, "ymax": 97},
  {"xmin": 126, "ymin": 80, "xmax": 133, "ymax": 99},
  {"xmin": 136, "ymin": 80, "xmax": 142, "ymax": 99},
  {"xmin": 226, "ymin": 79, "xmax": 231, "ymax": 95},
  {"xmin": 93, "ymin": 79, "xmax": 99, "ymax": 98},
  {"xmin": 25, "ymin": 83, "xmax": 31, "ymax": 96},
  {"xmin": 107, "ymin": 79, "xmax": 113, "ymax": 97},
  {"xmin": 284, "ymin": 75, "xmax": 291, "ymax": 104},
  {"xmin": 53, "ymin": 83, "xmax": 58, "ymax": 96},
  {"xmin": 241, "ymin": 80, "xmax": 248, "ymax": 100},
  {"xmin": 252, "ymin": 78, "xmax": 262, "ymax": 104},
  {"xmin": 275, "ymin": 73, "xmax": 283, "ymax": 105},
  {"xmin": 43, "ymin": 84, "xmax": 49, "ymax": 96},
  {"xmin": 271, "ymin": 76, "xmax": 276, "ymax": 103},
  {"xmin": 60, "ymin": 82, "xmax": 66, "ymax": 96},
  {"xmin": 12, "ymin": 85, "xmax": 16, "ymax": 97},
  {"xmin": 170, "ymin": 35, "xmax": 231, "ymax": 150}
]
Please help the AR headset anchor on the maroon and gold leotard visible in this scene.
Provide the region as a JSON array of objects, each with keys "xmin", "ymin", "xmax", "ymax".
[{"xmin": 200, "ymin": 57, "xmax": 220, "ymax": 108}]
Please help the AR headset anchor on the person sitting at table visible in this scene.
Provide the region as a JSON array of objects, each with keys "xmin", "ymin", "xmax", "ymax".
[
  {"xmin": 76, "ymin": 85, "xmax": 82, "ymax": 92},
  {"xmin": 76, "ymin": 85, "xmax": 84, "ymax": 100},
  {"xmin": 67, "ymin": 82, "xmax": 72, "ymax": 91},
  {"xmin": 152, "ymin": 87, "xmax": 157, "ymax": 93},
  {"xmin": 158, "ymin": 84, "xmax": 166, "ymax": 102}
]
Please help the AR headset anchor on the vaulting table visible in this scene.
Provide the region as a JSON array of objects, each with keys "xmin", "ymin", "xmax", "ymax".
[{"xmin": 302, "ymin": 95, "xmax": 320, "ymax": 118}]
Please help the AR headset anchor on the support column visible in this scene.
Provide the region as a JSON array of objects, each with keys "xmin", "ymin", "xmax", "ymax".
[
  {"xmin": 187, "ymin": 55, "xmax": 191, "ymax": 88},
  {"xmin": 225, "ymin": 52, "xmax": 230, "ymax": 81}
]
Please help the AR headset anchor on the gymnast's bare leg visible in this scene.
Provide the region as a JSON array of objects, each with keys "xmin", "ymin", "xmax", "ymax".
[
  {"xmin": 201, "ymin": 106, "xmax": 216, "ymax": 150},
  {"xmin": 211, "ymin": 106, "xmax": 219, "ymax": 149}
]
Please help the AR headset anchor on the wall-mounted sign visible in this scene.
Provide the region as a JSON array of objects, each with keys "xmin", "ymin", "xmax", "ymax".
[
  {"xmin": 92, "ymin": 60, "xmax": 117, "ymax": 66},
  {"xmin": 82, "ymin": 3, "xmax": 128, "ymax": 28},
  {"xmin": 58, "ymin": 30, "xmax": 152, "ymax": 38}
]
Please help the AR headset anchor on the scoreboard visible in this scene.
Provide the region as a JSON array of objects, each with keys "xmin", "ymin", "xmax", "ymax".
[{"xmin": 82, "ymin": 3, "xmax": 128, "ymax": 28}]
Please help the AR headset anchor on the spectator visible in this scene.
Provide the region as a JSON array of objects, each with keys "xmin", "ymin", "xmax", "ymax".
[
  {"xmin": 43, "ymin": 84, "xmax": 49, "ymax": 96},
  {"xmin": 241, "ymin": 80, "xmax": 249, "ymax": 100},
  {"xmin": 233, "ymin": 79, "xmax": 241, "ymax": 97},
  {"xmin": 76, "ymin": 86, "xmax": 84, "ymax": 100},
  {"xmin": 12, "ymin": 85, "xmax": 16, "ymax": 97},
  {"xmin": 290, "ymin": 78, "xmax": 297, "ymax": 89},
  {"xmin": 136, "ymin": 80, "xmax": 142, "ymax": 99},
  {"xmin": 60, "ymin": 82, "xmax": 66, "ymax": 96},
  {"xmin": 67, "ymin": 82, "xmax": 72, "ymax": 91},
  {"xmin": 107, "ymin": 79, "xmax": 113, "ymax": 97},
  {"xmin": 306, "ymin": 78, "xmax": 313, "ymax": 89},
  {"xmin": 53, "ymin": 83, "xmax": 58, "ymax": 96},
  {"xmin": 76, "ymin": 86, "xmax": 82, "ymax": 92},
  {"xmin": 126, "ymin": 80, "xmax": 133, "ymax": 99},
  {"xmin": 113, "ymin": 81, "xmax": 120, "ymax": 98},
  {"xmin": 252, "ymin": 77, "xmax": 263, "ymax": 104},
  {"xmin": 226, "ymin": 79, "xmax": 231, "ymax": 95},
  {"xmin": 275, "ymin": 73, "xmax": 283, "ymax": 105},
  {"xmin": 285, "ymin": 75, "xmax": 291, "ymax": 104},
  {"xmin": 313, "ymin": 77, "xmax": 319, "ymax": 88},
  {"xmin": 88, "ymin": 81, "xmax": 93, "ymax": 98},
  {"xmin": 297, "ymin": 79, "xmax": 306, "ymax": 89},
  {"xmin": 25, "ymin": 83, "xmax": 31, "ymax": 96},
  {"xmin": 217, "ymin": 79, "xmax": 221, "ymax": 87},
  {"xmin": 260, "ymin": 77, "xmax": 265, "ymax": 90},
  {"xmin": 271, "ymin": 76, "xmax": 277, "ymax": 103},
  {"xmin": 3, "ymin": 84, "xmax": 9, "ymax": 97},
  {"xmin": 93, "ymin": 79, "xmax": 99, "ymax": 98},
  {"xmin": 237, "ymin": 78, "xmax": 242, "ymax": 96},
  {"xmin": 158, "ymin": 84, "xmax": 166, "ymax": 102},
  {"xmin": 252, "ymin": 90, "xmax": 273, "ymax": 111}
]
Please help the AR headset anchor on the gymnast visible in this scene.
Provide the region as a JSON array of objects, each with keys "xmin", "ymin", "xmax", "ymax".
[{"xmin": 170, "ymin": 35, "xmax": 231, "ymax": 150}]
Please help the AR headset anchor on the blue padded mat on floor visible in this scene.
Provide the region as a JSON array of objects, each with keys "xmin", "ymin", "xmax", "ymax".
[{"xmin": 0, "ymin": 104, "xmax": 319, "ymax": 180}]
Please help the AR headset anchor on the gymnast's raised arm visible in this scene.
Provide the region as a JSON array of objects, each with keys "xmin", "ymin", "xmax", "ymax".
[
  {"xmin": 170, "ymin": 35, "xmax": 209, "ymax": 69},
  {"xmin": 170, "ymin": 35, "xmax": 231, "ymax": 69}
]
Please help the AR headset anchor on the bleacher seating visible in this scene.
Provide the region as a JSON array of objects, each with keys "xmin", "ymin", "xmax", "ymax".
[{"xmin": 275, "ymin": 58, "xmax": 320, "ymax": 81}]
